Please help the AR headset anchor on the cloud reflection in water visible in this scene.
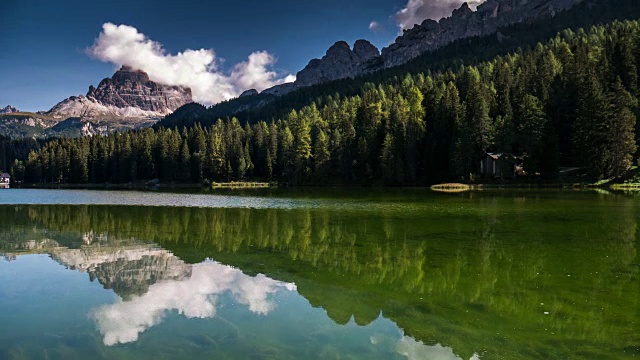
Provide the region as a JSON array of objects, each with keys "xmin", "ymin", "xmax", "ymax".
[{"xmin": 91, "ymin": 261, "xmax": 296, "ymax": 346}]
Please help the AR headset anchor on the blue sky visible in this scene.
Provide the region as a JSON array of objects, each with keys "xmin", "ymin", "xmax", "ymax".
[{"xmin": 0, "ymin": 0, "xmax": 468, "ymax": 111}]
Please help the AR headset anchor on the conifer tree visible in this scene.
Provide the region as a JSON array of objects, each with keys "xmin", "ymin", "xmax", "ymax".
[{"xmin": 606, "ymin": 77, "xmax": 637, "ymax": 178}]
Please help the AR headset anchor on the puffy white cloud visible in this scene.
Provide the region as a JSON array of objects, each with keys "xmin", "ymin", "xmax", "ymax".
[
  {"xmin": 369, "ymin": 21, "xmax": 382, "ymax": 32},
  {"xmin": 91, "ymin": 261, "xmax": 296, "ymax": 346},
  {"xmin": 395, "ymin": 0, "xmax": 485, "ymax": 31},
  {"xmin": 395, "ymin": 336, "xmax": 481, "ymax": 360},
  {"xmin": 88, "ymin": 23, "xmax": 294, "ymax": 105}
]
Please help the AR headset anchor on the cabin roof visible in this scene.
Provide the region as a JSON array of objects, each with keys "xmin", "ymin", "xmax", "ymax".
[
  {"xmin": 485, "ymin": 153, "xmax": 522, "ymax": 164},
  {"xmin": 0, "ymin": 173, "xmax": 10, "ymax": 177}
]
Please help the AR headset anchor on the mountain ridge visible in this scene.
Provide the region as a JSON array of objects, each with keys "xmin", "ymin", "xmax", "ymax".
[{"xmin": 258, "ymin": 0, "xmax": 583, "ymax": 97}]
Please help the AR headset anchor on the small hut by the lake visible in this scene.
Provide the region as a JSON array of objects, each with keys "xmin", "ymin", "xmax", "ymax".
[
  {"xmin": 0, "ymin": 172, "xmax": 10, "ymax": 189},
  {"xmin": 480, "ymin": 153, "xmax": 523, "ymax": 179}
]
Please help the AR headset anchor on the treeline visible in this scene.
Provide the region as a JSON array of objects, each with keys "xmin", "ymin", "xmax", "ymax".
[
  {"xmin": 0, "ymin": 136, "xmax": 42, "ymax": 176},
  {"xmin": 14, "ymin": 20, "xmax": 640, "ymax": 184}
]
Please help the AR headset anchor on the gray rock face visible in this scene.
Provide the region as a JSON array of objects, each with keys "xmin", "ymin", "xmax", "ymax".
[
  {"xmin": 0, "ymin": 105, "xmax": 18, "ymax": 114},
  {"xmin": 295, "ymin": 40, "xmax": 380, "ymax": 88},
  {"xmin": 48, "ymin": 66, "xmax": 193, "ymax": 118},
  {"xmin": 381, "ymin": 0, "xmax": 583, "ymax": 67},
  {"xmin": 353, "ymin": 40, "xmax": 380, "ymax": 62},
  {"xmin": 239, "ymin": 89, "xmax": 259, "ymax": 97},
  {"xmin": 88, "ymin": 66, "xmax": 192, "ymax": 114},
  {"xmin": 261, "ymin": 82, "xmax": 298, "ymax": 96}
]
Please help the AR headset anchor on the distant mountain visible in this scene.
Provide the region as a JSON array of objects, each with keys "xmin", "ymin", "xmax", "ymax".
[
  {"xmin": 0, "ymin": 105, "xmax": 18, "ymax": 114},
  {"xmin": 261, "ymin": 0, "xmax": 582, "ymax": 96},
  {"xmin": 382, "ymin": 0, "xmax": 583, "ymax": 67},
  {"xmin": 48, "ymin": 66, "xmax": 192, "ymax": 119},
  {"xmin": 0, "ymin": 67, "xmax": 193, "ymax": 138}
]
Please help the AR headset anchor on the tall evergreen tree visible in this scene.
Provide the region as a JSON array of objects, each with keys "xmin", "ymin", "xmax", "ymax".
[{"xmin": 605, "ymin": 77, "xmax": 638, "ymax": 178}]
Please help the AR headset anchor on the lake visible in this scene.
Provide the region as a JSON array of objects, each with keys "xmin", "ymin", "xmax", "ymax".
[{"xmin": 0, "ymin": 189, "xmax": 638, "ymax": 359}]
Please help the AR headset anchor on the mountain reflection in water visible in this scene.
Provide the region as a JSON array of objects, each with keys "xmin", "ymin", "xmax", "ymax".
[
  {"xmin": 1, "ymin": 236, "xmax": 472, "ymax": 360},
  {"xmin": 0, "ymin": 192, "xmax": 638, "ymax": 359}
]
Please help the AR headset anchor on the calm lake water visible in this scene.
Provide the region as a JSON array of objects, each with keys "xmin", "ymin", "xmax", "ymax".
[{"xmin": 0, "ymin": 188, "xmax": 638, "ymax": 359}]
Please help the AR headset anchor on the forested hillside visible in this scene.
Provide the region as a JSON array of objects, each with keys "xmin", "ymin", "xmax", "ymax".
[
  {"xmin": 13, "ymin": 19, "xmax": 640, "ymax": 185},
  {"xmin": 159, "ymin": 0, "xmax": 640, "ymax": 129}
]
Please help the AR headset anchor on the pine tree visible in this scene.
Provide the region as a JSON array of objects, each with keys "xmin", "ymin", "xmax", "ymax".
[
  {"xmin": 289, "ymin": 110, "xmax": 311, "ymax": 184},
  {"xmin": 453, "ymin": 67, "xmax": 493, "ymax": 178},
  {"xmin": 605, "ymin": 77, "xmax": 637, "ymax": 178},
  {"xmin": 573, "ymin": 71, "xmax": 610, "ymax": 178},
  {"xmin": 313, "ymin": 129, "xmax": 330, "ymax": 180},
  {"xmin": 180, "ymin": 139, "xmax": 191, "ymax": 182},
  {"xmin": 381, "ymin": 132, "xmax": 397, "ymax": 184},
  {"xmin": 405, "ymin": 85, "xmax": 426, "ymax": 183},
  {"xmin": 517, "ymin": 94, "xmax": 547, "ymax": 174}
]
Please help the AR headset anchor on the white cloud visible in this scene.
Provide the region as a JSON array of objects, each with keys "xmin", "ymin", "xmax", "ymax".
[
  {"xmin": 91, "ymin": 261, "xmax": 296, "ymax": 346},
  {"xmin": 395, "ymin": 336, "xmax": 481, "ymax": 360},
  {"xmin": 369, "ymin": 21, "xmax": 382, "ymax": 32},
  {"xmin": 88, "ymin": 23, "xmax": 294, "ymax": 105},
  {"xmin": 395, "ymin": 0, "xmax": 485, "ymax": 31}
]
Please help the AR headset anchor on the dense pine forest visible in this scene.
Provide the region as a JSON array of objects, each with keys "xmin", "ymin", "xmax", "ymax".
[{"xmin": 8, "ymin": 19, "xmax": 640, "ymax": 185}]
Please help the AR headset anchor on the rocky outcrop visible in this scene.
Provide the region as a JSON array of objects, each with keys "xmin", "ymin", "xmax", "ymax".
[
  {"xmin": 259, "ymin": 40, "xmax": 380, "ymax": 96},
  {"xmin": 261, "ymin": 82, "xmax": 297, "ymax": 96},
  {"xmin": 381, "ymin": 0, "xmax": 583, "ymax": 67},
  {"xmin": 48, "ymin": 66, "xmax": 193, "ymax": 119},
  {"xmin": 48, "ymin": 95, "xmax": 168, "ymax": 119},
  {"xmin": 0, "ymin": 105, "xmax": 18, "ymax": 114},
  {"xmin": 295, "ymin": 40, "xmax": 381, "ymax": 88},
  {"xmin": 239, "ymin": 89, "xmax": 259, "ymax": 97}
]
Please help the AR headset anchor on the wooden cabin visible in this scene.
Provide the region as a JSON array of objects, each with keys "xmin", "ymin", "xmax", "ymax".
[
  {"xmin": 0, "ymin": 173, "xmax": 10, "ymax": 189},
  {"xmin": 480, "ymin": 153, "xmax": 521, "ymax": 179}
]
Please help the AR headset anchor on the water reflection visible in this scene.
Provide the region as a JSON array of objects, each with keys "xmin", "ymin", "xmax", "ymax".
[
  {"xmin": 92, "ymin": 261, "xmax": 296, "ymax": 346},
  {"xmin": 0, "ymin": 237, "xmax": 472, "ymax": 360},
  {"xmin": 1, "ymin": 237, "xmax": 296, "ymax": 347},
  {"xmin": 0, "ymin": 192, "xmax": 638, "ymax": 359},
  {"xmin": 395, "ymin": 336, "xmax": 481, "ymax": 360}
]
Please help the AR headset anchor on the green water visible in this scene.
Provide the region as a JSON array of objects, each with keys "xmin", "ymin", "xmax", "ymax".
[{"xmin": 0, "ymin": 189, "xmax": 638, "ymax": 359}]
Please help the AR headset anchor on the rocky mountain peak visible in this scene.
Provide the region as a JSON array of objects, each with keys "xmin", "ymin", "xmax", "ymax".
[
  {"xmin": 294, "ymin": 40, "xmax": 381, "ymax": 88},
  {"xmin": 49, "ymin": 66, "xmax": 193, "ymax": 119},
  {"xmin": 327, "ymin": 41, "xmax": 352, "ymax": 56},
  {"xmin": 239, "ymin": 89, "xmax": 259, "ymax": 97},
  {"xmin": 453, "ymin": 2, "xmax": 473, "ymax": 16},
  {"xmin": 109, "ymin": 65, "xmax": 152, "ymax": 85},
  {"xmin": 0, "ymin": 105, "xmax": 19, "ymax": 114},
  {"xmin": 353, "ymin": 40, "xmax": 380, "ymax": 62}
]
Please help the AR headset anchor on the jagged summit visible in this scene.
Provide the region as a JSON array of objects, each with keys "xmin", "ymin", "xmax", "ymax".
[
  {"xmin": 48, "ymin": 66, "xmax": 193, "ymax": 118},
  {"xmin": 0, "ymin": 105, "xmax": 19, "ymax": 114},
  {"xmin": 295, "ymin": 40, "xmax": 380, "ymax": 88},
  {"xmin": 262, "ymin": 40, "xmax": 380, "ymax": 96},
  {"xmin": 382, "ymin": 0, "xmax": 583, "ymax": 67}
]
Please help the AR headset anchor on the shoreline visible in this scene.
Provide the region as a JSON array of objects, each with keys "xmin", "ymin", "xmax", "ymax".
[{"xmin": 7, "ymin": 181, "xmax": 640, "ymax": 192}]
